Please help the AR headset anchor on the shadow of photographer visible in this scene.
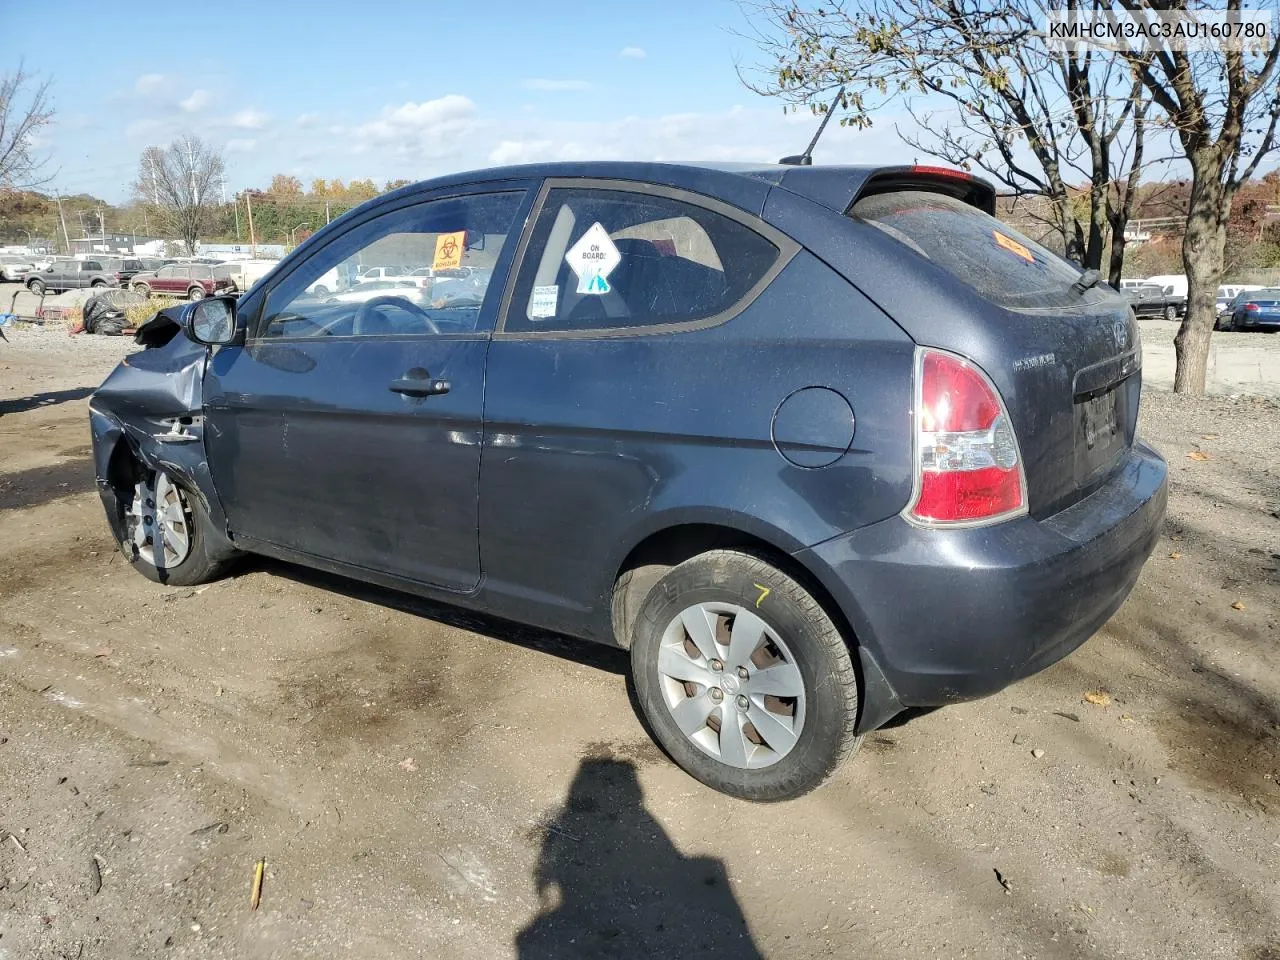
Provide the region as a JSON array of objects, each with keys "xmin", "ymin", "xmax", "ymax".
[{"xmin": 517, "ymin": 757, "xmax": 763, "ymax": 959}]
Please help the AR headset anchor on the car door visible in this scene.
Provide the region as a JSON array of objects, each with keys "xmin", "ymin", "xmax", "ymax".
[
  {"xmin": 203, "ymin": 183, "xmax": 535, "ymax": 592},
  {"xmin": 157, "ymin": 265, "xmax": 184, "ymax": 295}
]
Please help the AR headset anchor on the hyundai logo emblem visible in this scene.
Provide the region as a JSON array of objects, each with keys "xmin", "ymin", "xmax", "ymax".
[{"xmin": 1114, "ymin": 316, "xmax": 1129, "ymax": 350}]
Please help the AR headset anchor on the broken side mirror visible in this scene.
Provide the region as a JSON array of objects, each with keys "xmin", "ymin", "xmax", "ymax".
[{"xmin": 182, "ymin": 295, "xmax": 240, "ymax": 346}]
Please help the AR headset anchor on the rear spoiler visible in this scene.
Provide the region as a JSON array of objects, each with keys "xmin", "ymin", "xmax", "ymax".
[{"xmin": 775, "ymin": 164, "xmax": 997, "ymax": 217}]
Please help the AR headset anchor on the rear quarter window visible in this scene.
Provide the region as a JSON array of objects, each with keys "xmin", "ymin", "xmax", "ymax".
[
  {"xmin": 850, "ymin": 190, "xmax": 1086, "ymax": 310},
  {"xmin": 506, "ymin": 186, "xmax": 783, "ymax": 334}
]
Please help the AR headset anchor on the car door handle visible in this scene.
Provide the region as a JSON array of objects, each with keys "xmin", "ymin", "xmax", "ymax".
[{"xmin": 389, "ymin": 374, "xmax": 450, "ymax": 397}]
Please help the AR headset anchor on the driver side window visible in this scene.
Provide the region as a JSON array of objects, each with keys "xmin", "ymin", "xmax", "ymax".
[{"xmin": 259, "ymin": 191, "xmax": 524, "ymax": 339}]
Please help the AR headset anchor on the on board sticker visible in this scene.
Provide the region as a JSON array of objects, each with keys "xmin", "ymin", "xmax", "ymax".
[{"xmin": 565, "ymin": 222, "xmax": 621, "ymax": 295}]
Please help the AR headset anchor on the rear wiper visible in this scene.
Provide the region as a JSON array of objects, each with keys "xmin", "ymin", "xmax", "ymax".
[{"xmin": 1071, "ymin": 269, "xmax": 1103, "ymax": 296}]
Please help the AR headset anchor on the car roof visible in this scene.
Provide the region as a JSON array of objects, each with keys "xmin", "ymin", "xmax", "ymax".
[{"xmin": 373, "ymin": 161, "xmax": 995, "ymax": 218}]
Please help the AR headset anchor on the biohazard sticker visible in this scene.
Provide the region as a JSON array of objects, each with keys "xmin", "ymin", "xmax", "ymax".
[
  {"xmin": 993, "ymin": 230, "xmax": 1034, "ymax": 263},
  {"xmin": 433, "ymin": 231, "xmax": 466, "ymax": 270},
  {"xmin": 565, "ymin": 222, "xmax": 620, "ymax": 295}
]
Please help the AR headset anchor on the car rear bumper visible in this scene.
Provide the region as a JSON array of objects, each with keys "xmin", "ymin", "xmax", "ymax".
[
  {"xmin": 796, "ymin": 439, "xmax": 1167, "ymax": 730},
  {"xmin": 1236, "ymin": 315, "xmax": 1280, "ymax": 329}
]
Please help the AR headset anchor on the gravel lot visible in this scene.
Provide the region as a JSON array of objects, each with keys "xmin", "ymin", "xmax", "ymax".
[{"xmin": 0, "ymin": 309, "xmax": 1277, "ymax": 959}]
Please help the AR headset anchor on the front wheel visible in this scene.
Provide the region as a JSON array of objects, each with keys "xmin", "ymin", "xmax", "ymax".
[
  {"xmin": 27, "ymin": 278, "xmax": 45, "ymax": 295},
  {"xmin": 629, "ymin": 549, "xmax": 860, "ymax": 801},
  {"xmin": 188, "ymin": 286, "xmax": 205, "ymax": 300},
  {"xmin": 91, "ymin": 280, "xmax": 107, "ymax": 289},
  {"xmin": 120, "ymin": 469, "xmax": 233, "ymax": 586},
  {"xmin": 132, "ymin": 282, "xmax": 150, "ymax": 296}
]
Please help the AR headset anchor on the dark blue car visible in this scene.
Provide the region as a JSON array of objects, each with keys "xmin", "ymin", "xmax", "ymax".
[
  {"xmin": 89, "ymin": 162, "xmax": 1167, "ymax": 800},
  {"xmin": 1228, "ymin": 288, "xmax": 1280, "ymax": 331}
]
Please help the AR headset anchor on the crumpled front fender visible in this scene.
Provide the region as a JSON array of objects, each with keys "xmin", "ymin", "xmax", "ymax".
[{"xmin": 89, "ymin": 332, "xmax": 235, "ymax": 560}]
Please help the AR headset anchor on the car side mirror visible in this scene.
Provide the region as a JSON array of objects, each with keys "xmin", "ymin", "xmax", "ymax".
[{"xmin": 182, "ymin": 295, "xmax": 240, "ymax": 346}]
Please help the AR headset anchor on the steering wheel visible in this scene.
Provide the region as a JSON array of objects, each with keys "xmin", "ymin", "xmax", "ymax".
[{"xmin": 353, "ymin": 295, "xmax": 441, "ymax": 336}]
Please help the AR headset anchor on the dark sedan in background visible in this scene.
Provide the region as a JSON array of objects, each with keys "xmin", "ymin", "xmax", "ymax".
[
  {"xmin": 89, "ymin": 161, "xmax": 1166, "ymax": 801},
  {"xmin": 1225, "ymin": 288, "xmax": 1280, "ymax": 331}
]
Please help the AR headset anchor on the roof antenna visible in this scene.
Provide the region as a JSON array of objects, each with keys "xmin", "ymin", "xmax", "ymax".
[{"xmin": 779, "ymin": 85, "xmax": 846, "ymax": 166}]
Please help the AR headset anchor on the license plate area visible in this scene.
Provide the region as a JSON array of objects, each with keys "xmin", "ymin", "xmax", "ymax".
[{"xmin": 1074, "ymin": 387, "xmax": 1124, "ymax": 482}]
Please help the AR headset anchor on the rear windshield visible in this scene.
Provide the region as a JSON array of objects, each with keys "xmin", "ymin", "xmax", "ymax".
[{"xmin": 851, "ymin": 190, "xmax": 1085, "ymax": 309}]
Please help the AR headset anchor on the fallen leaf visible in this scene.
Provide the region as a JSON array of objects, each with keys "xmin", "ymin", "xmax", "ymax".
[
  {"xmin": 1200, "ymin": 434, "xmax": 1219, "ymax": 440},
  {"xmin": 1186, "ymin": 451, "xmax": 1210, "ymax": 461},
  {"xmin": 1083, "ymin": 691, "xmax": 1112, "ymax": 707},
  {"xmin": 1169, "ymin": 552, "xmax": 1182, "ymax": 560},
  {"xmin": 1230, "ymin": 601, "xmax": 1245, "ymax": 611},
  {"xmin": 398, "ymin": 757, "xmax": 418, "ymax": 772},
  {"xmin": 1120, "ymin": 714, "xmax": 1134, "ymax": 722},
  {"xmin": 994, "ymin": 868, "xmax": 1013, "ymax": 893}
]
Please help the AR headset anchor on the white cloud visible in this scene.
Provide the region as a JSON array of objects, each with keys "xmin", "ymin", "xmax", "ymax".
[
  {"xmin": 230, "ymin": 108, "xmax": 270, "ymax": 130},
  {"xmin": 521, "ymin": 79, "xmax": 591, "ymax": 92},
  {"xmin": 226, "ymin": 138, "xmax": 257, "ymax": 153},
  {"xmin": 180, "ymin": 89, "xmax": 211, "ymax": 113},
  {"xmin": 295, "ymin": 112, "xmax": 321, "ymax": 128},
  {"xmin": 134, "ymin": 73, "xmax": 167, "ymax": 95},
  {"xmin": 619, "ymin": 46, "xmax": 647, "ymax": 59},
  {"xmin": 353, "ymin": 95, "xmax": 478, "ymax": 154},
  {"xmin": 488, "ymin": 140, "xmax": 554, "ymax": 165}
]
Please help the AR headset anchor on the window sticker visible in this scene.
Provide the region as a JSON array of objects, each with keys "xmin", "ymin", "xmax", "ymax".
[
  {"xmin": 433, "ymin": 231, "xmax": 466, "ymax": 270},
  {"xmin": 565, "ymin": 222, "xmax": 621, "ymax": 295},
  {"xmin": 530, "ymin": 284, "xmax": 559, "ymax": 319},
  {"xmin": 993, "ymin": 230, "xmax": 1034, "ymax": 263}
]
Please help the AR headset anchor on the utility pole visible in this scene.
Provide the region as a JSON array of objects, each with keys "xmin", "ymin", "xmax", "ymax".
[
  {"xmin": 233, "ymin": 194, "xmax": 241, "ymax": 241},
  {"xmin": 187, "ymin": 139, "xmax": 199, "ymax": 204},
  {"xmin": 245, "ymin": 191, "xmax": 257, "ymax": 257},
  {"xmin": 54, "ymin": 194, "xmax": 72, "ymax": 254},
  {"xmin": 325, "ymin": 200, "xmax": 331, "ymax": 225},
  {"xmin": 149, "ymin": 156, "xmax": 159, "ymax": 205}
]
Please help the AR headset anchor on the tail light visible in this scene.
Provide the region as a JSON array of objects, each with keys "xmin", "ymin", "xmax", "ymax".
[
  {"xmin": 905, "ymin": 348, "xmax": 1027, "ymax": 526},
  {"xmin": 1244, "ymin": 302, "xmax": 1259, "ymax": 312}
]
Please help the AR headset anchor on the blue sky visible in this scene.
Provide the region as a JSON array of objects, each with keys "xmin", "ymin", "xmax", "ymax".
[{"xmin": 13, "ymin": 0, "xmax": 917, "ymax": 203}]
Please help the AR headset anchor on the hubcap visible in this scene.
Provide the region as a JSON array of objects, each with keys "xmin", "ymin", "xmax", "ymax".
[
  {"xmin": 126, "ymin": 472, "xmax": 191, "ymax": 568},
  {"xmin": 656, "ymin": 602, "xmax": 806, "ymax": 770}
]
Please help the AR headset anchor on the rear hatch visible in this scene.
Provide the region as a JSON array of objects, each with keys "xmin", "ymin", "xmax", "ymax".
[
  {"xmin": 1242, "ymin": 290, "xmax": 1280, "ymax": 323},
  {"xmin": 848, "ymin": 180, "xmax": 1140, "ymax": 518}
]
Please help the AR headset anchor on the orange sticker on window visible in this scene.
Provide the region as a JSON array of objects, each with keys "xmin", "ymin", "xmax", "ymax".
[
  {"xmin": 432, "ymin": 231, "xmax": 465, "ymax": 270},
  {"xmin": 993, "ymin": 230, "xmax": 1033, "ymax": 263}
]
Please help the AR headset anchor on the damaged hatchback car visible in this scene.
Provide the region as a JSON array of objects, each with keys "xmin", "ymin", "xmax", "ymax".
[{"xmin": 90, "ymin": 162, "xmax": 1167, "ymax": 801}]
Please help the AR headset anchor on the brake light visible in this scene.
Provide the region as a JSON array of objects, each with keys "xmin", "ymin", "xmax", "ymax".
[
  {"xmin": 910, "ymin": 164, "xmax": 972, "ymax": 181},
  {"xmin": 906, "ymin": 349, "xmax": 1026, "ymax": 526},
  {"xmin": 1244, "ymin": 302, "xmax": 1259, "ymax": 312}
]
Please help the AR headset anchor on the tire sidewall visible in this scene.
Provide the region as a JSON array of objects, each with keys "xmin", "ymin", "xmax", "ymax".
[
  {"xmin": 189, "ymin": 286, "xmax": 205, "ymax": 300},
  {"xmin": 631, "ymin": 553, "xmax": 857, "ymax": 801}
]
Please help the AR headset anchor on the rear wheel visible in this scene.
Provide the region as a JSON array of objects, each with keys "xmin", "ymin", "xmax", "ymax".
[
  {"xmin": 629, "ymin": 549, "xmax": 860, "ymax": 801},
  {"xmin": 91, "ymin": 279, "xmax": 107, "ymax": 289},
  {"xmin": 120, "ymin": 469, "xmax": 232, "ymax": 586},
  {"xmin": 1163, "ymin": 304, "xmax": 1177, "ymax": 322},
  {"xmin": 188, "ymin": 285, "xmax": 205, "ymax": 300}
]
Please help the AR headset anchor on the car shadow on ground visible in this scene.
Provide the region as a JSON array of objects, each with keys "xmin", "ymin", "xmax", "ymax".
[
  {"xmin": 517, "ymin": 756, "xmax": 764, "ymax": 959},
  {"xmin": 0, "ymin": 386, "xmax": 94, "ymax": 417},
  {"xmin": 249, "ymin": 558, "xmax": 630, "ymax": 676},
  {"xmin": 0, "ymin": 456, "xmax": 95, "ymax": 511}
]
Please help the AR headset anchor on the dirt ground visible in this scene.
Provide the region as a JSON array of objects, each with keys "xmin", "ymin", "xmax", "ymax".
[{"xmin": 1, "ymin": 313, "xmax": 1277, "ymax": 960}]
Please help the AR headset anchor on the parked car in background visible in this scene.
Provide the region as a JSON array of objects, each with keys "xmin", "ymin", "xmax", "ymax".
[
  {"xmin": 140, "ymin": 258, "xmax": 177, "ymax": 271},
  {"xmin": 91, "ymin": 161, "xmax": 1167, "ymax": 801},
  {"xmin": 25, "ymin": 259, "xmax": 120, "ymax": 295},
  {"xmin": 99, "ymin": 258, "xmax": 148, "ymax": 285},
  {"xmin": 1118, "ymin": 278, "xmax": 1149, "ymax": 290},
  {"xmin": 1123, "ymin": 283, "xmax": 1185, "ymax": 320},
  {"xmin": 323, "ymin": 279, "xmax": 420, "ymax": 304},
  {"xmin": 1145, "ymin": 274, "xmax": 1188, "ymax": 298},
  {"xmin": 213, "ymin": 260, "xmax": 279, "ymax": 293},
  {"xmin": 356, "ymin": 266, "xmax": 408, "ymax": 281},
  {"xmin": 1224, "ymin": 288, "xmax": 1280, "ymax": 332},
  {"xmin": 0, "ymin": 256, "xmax": 36, "ymax": 281},
  {"xmin": 131, "ymin": 263, "xmax": 235, "ymax": 299}
]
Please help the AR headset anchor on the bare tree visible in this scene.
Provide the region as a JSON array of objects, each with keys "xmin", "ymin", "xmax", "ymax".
[
  {"xmin": 740, "ymin": 0, "xmax": 1157, "ymax": 281},
  {"xmin": 134, "ymin": 135, "xmax": 225, "ymax": 256},
  {"xmin": 0, "ymin": 65, "xmax": 55, "ymax": 189},
  {"xmin": 1113, "ymin": 0, "xmax": 1280, "ymax": 394}
]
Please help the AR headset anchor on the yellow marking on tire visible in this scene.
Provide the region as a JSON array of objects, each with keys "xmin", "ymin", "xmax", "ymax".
[{"xmin": 753, "ymin": 583, "xmax": 771, "ymax": 608}]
